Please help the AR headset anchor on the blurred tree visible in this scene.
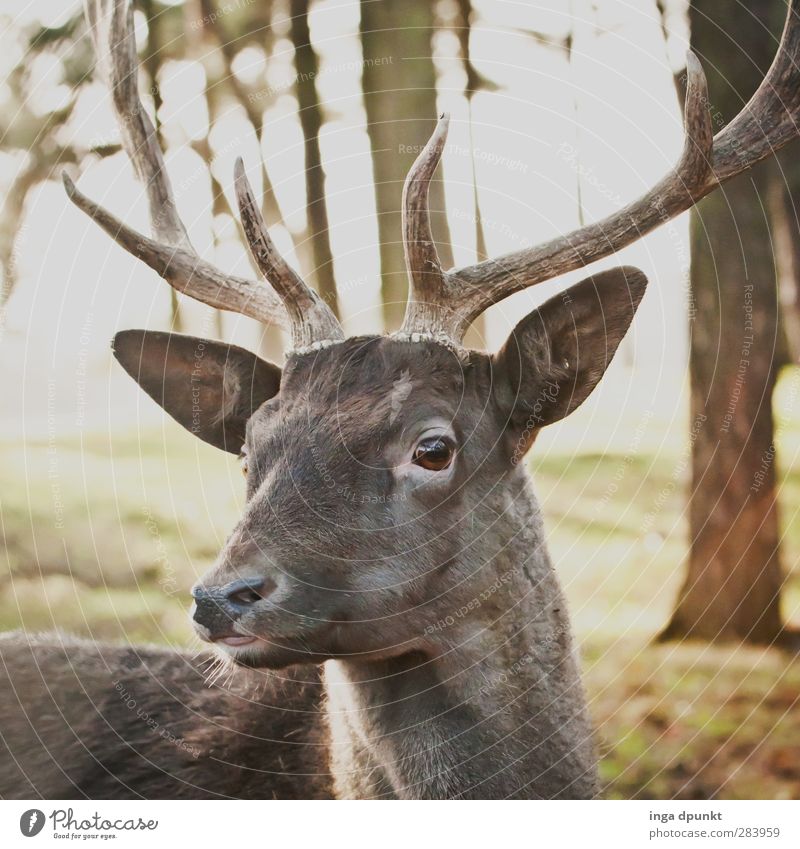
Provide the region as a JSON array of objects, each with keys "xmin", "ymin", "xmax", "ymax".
[
  {"xmin": 453, "ymin": 0, "xmax": 489, "ymax": 263},
  {"xmin": 660, "ymin": 0, "xmax": 790, "ymax": 645},
  {"xmin": 141, "ymin": 0, "xmax": 183, "ymax": 331},
  {"xmin": 190, "ymin": 0, "xmax": 287, "ymax": 355},
  {"xmin": 452, "ymin": 0, "xmax": 490, "ymax": 346},
  {"xmin": 522, "ymin": 3, "xmax": 585, "ymax": 225},
  {"xmin": 289, "ymin": 0, "xmax": 339, "ymax": 317},
  {"xmin": 0, "ymin": 0, "xmax": 341, "ymax": 356},
  {"xmin": 771, "ymin": 150, "xmax": 800, "ymax": 365},
  {"xmin": 0, "ymin": 9, "xmax": 88, "ymax": 309},
  {"xmin": 359, "ymin": 0, "xmax": 453, "ymax": 330},
  {"xmin": 194, "ymin": 0, "xmax": 286, "ymax": 249}
]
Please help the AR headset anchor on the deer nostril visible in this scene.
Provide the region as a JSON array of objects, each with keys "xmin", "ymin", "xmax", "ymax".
[
  {"xmin": 228, "ymin": 587, "xmax": 263, "ymax": 605},
  {"xmin": 190, "ymin": 583, "xmax": 207, "ymax": 601},
  {"xmin": 222, "ymin": 576, "xmax": 274, "ymax": 608}
]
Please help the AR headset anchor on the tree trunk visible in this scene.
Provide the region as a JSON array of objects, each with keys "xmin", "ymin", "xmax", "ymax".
[
  {"xmin": 770, "ymin": 150, "xmax": 800, "ymax": 365},
  {"xmin": 660, "ymin": 0, "xmax": 786, "ymax": 644},
  {"xmin": 290, "ymin": 0, "xmax": 339, "ymax": 317},
  {"xmin": 142, "ymin": 0, "xmax": 182, "ymax": 331},
  {"xmin": 195, "ymin": 0, "xmax": 287, "ymax": 359},
  {"xmin": 360, "ymin": 0, "xmax": 453, "ymax": 331},
  {"xmin": 197, "ymin": 0, "xmax": 283, "ymax": 234},
  {"xmin": 454, "ymin": 0, "xmax": 486, "ymax": 348}
]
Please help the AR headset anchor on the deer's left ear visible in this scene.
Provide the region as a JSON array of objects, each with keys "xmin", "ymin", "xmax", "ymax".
[
  {"xmin": 492, "ymin": 265, "xmax": 647, "ymax": 444},
  {"xmin": 112, "ymin": 330, "xmax": 282, "ymax": 453}
]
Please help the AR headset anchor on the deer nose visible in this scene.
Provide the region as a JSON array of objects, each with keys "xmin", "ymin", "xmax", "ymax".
[{"xmin": 190, "ymin": 576, "xmax": 275, "ymax": 639}]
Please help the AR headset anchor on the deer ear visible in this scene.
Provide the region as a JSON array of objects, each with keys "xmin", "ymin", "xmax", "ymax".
[
  {"xmin": 493, "ymin": 265, "xmax": 647, "ymax": 448},
  {"xmin": 112, "ymin": 330, "xmax": 282, "ymax": 454}
]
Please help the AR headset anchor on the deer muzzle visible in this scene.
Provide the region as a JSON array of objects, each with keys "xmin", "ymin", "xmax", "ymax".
[{"xmin": 190, "ymin": 576, "xmax": 276, "ymax": 644}]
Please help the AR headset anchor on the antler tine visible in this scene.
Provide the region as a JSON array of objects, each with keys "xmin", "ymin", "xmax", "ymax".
[
  {"xmin": 679, "ymin": 51, "xmax": 715, "ymax": 186},
  {"xmin": 66, "ymin": 0, "xmax": 289, "ymax": 330},
  {"xmin": 424, "ymin": 0, "xmax": 800, "ymax": 344},
  {"xmin": 63, "ymin": 173, "xmax": 287, "ymax": 322},
  {"xmin": 400, "ymin": 113, "xmax": 456, "ymax": 337},
  {"xmin": 234, "ymin": 158, "xmax": 344, "ymax": 349}
]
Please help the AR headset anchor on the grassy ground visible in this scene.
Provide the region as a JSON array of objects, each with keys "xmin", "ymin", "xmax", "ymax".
[{"xmin": 1, "ymin": 371, "xmax": 799, "ymax": 799}]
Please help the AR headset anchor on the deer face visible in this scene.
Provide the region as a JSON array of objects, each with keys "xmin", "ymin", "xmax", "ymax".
[{"xmin": 113, "ymin": 267, "xmax": 645, "ymax": 669}]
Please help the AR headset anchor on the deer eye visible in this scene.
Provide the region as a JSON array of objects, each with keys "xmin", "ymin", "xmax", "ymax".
[
  {"xmin": 239, "ymin": 447, "xmax": 249, "ymax": 477},
  {"xmin": 412, "ymin": 436, "xmax": 454, "ymax": 472}
]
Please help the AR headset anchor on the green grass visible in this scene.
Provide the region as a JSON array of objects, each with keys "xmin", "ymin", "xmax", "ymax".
[
  {"xmin": 0, "ymin": 429, "xmax": 239, "ymax": 643},
  {"xmin": 1, "ymin": 369, "xmax": 800, "ymax": 799}
]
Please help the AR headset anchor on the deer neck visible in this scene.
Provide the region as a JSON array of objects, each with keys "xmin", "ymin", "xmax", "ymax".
[{"xmin": 323, "ymin": 481, "xmax": 597, "ymax": 800}]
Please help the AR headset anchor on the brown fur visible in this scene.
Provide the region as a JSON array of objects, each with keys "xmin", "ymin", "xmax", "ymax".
[{"xmin": 0, "ymin": 632, "xmax": 332, "ymax": 799}]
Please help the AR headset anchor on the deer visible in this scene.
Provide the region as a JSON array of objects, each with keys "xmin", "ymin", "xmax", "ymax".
[{"xmin": 2, "ymin": 0, "xmax": 799, "ymax": 800}]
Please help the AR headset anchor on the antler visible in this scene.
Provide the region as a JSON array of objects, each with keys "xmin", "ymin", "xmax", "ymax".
[
  {"xmin": 402, "ymin": 0, "xmax": 800, "ymax": 343},
  {"xmin": 234, "ymin": 158, "xmax": 343, "ymax": 348},
  {"xmin": 66, "ymin": 0, "xmax": 343, "ymax": 348}
]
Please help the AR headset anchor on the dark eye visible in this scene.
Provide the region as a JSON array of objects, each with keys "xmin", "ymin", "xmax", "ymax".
[
  {"xmin": 239, "ymin": 447, "xmax": 249, "ymax": 477},
  {"xmin": 412, "ymin": 436, "xmax": 454, "ymax": 472}
]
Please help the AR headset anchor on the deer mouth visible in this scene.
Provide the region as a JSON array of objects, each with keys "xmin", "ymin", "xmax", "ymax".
[
  {"xmin": 222, "ymin": 640, "xmax": 331, "ymax": 670},
  {"xmin": 200, "ymin": 625, "xmax": 270, "ymax": 651},
  {"xmin": 210, "ymin": 619, "xmax": 344, "ymax": 669},
  {"xmin": 216, "ymin": 635, "xmax": 258, "ymax": 647}
]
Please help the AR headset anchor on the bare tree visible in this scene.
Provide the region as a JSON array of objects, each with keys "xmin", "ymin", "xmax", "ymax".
[
  {"xmin": 661, "ymin": 0, "xmax": 790, "ymax": 645},
  {"xmin": 770, "ymin": 151, "xmax": 800, "ymax": 365},
  {"xmin": 452, "ymin": 0, "xmax": 490, "ymax": 346},
  {"xmin": 359, "ymin": 0, "xmax": 453, "ymax": 330},
  {"xmin": 453, "ymin": 0, "xmax": 490, "ymax": 263},
  {"xmin": 0, "ymin": 13, "xmax": 87, "ymax": 308},
  {"xmin": 140, "ymin": 0, "xmax": 182, "ymax": 330},
  {"xmin": 197, "ymin": 0, "xmax": 286, "ymax": 246},
  {"xmin": 289, "ymin": 0, "xmax": 339, "ymax": 316},
  {"xmin": 193, "ymin": 0, "xmax": 291, "ymax": 356}
]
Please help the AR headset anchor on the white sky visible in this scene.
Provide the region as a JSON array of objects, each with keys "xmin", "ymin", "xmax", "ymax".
[{"xmin": 0, "ymin": 0, "xmax": 692, "ymax": 451}]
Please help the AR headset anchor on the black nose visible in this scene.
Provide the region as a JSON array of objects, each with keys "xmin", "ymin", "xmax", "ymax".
[{"xmin": 191, "ymin": 577, "xmax": 274, "ymax": 637}]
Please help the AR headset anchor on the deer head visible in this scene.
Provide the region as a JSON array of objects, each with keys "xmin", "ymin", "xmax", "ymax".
[
  {"xmin": 67, "ymin": 0, "xmax": 800, "ymax": 672},
  {"xmin": 111, "ymin": 261, "xmax": 643, "ymax": 669}
]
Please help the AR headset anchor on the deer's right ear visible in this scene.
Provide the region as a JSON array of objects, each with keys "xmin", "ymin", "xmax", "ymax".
[
  {"xmin": 492, "ymin": 266, "xmax": 647, "ymax": 455},
  {"xmin": 112, "ymin": 330, "xmax": 282, "ymax": 454}
]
